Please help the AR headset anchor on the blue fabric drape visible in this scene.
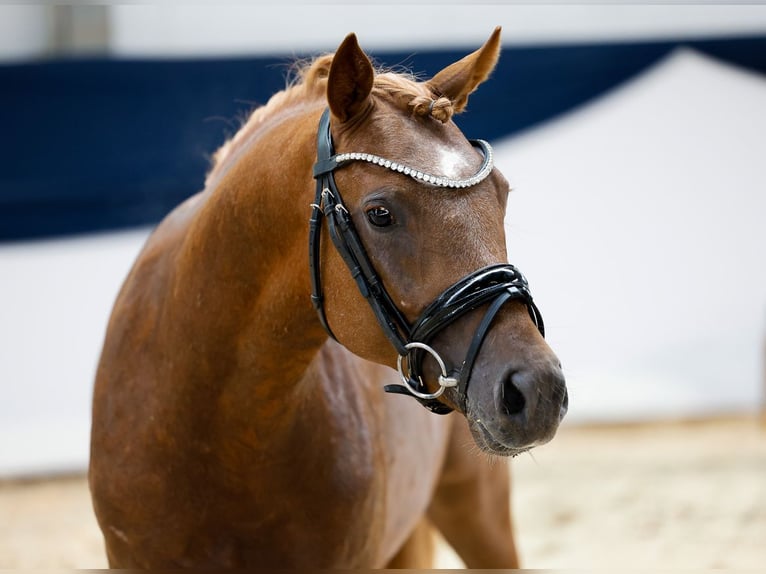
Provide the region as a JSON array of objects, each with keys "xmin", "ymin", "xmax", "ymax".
[{"xmin": 1, "ymin": 36, "xmax": 764, "ymax": 241}]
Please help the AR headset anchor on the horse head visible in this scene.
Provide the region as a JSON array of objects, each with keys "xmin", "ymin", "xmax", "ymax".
[{"xmin": 312, "ymin": 28, "xmax": 568, "ymax": 456}]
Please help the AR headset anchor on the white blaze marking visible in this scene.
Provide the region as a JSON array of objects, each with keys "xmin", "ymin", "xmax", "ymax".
[{"xmin": 437, "ymin": 148, "xmax": 472, "ymax": 180}]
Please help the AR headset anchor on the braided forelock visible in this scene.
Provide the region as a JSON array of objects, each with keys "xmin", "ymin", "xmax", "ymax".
[{"xmin": 372, "ymin": 71, "xmax": 455, "ymax": 124}]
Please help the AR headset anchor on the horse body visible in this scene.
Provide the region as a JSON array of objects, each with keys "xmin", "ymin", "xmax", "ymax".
[
  {"xmin": 90, "ymin": 101, "xmax": 452, "ymax": 568},
  {"xmin": 91, "ymin": 28, "xmax": 565, "ymax": 568}
]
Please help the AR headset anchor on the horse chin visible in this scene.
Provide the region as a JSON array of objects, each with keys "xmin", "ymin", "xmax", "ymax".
[
  {"xmin": 466, "ymin": 418, "xmax": 533, "ymax": 458},
  {"xmin": 464, "ymin": 407, "xmax": 560, "ymax": 458}
]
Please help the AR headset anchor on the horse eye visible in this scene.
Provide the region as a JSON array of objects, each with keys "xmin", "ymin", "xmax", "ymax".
[{"xmin": 366, "ymin": 206, "xmax": 394, "ymax": 227}]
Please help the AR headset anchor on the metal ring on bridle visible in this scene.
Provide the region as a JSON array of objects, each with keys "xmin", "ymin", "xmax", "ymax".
[{"xmin": 396, "ymin": 342, "xmax": 458, "ymax": 400}]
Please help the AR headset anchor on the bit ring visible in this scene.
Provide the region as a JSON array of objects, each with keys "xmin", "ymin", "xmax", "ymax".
[{"xmin": 396, "ymin": 342, "xmax": 458, "ymax": 400}]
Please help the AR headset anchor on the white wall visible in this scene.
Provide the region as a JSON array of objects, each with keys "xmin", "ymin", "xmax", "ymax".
[
  {"xmin": 0, "ymin": 5, "xmax": 50, "ymax": 61},
  {"xmin": 0, "ymin": 230, "xmax": 151, "ymax": 475},
  {"xmin": 107, "ymin": 5, "xmax": 766, "ymax": 56},
  {"xmin": 3, "ymin": 4, "xmax": 766, "ymax": 61}
]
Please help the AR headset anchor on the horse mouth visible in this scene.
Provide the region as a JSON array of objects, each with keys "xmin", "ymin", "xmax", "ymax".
[{"xmin": 468, "ymin": 419, "xmax": 533, "ymax": 458}]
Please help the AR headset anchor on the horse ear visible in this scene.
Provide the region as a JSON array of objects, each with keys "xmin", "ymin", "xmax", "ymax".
[
  {"xmin": 327, "ymin": 33, "xmax": 374, "ymax": 123},
  {"xmin": 427, "ymin": 26, "xmax": 502, "ymax": 113}
]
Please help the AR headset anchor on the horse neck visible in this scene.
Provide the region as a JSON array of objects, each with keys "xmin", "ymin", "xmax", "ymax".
[{"xmin": 170, "ymin": 101, "xmax": 329, "ymax": 408}]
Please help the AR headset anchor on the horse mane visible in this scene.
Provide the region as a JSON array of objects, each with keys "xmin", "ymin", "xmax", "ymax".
[{"xmin": 206, "ymin": 53, "xmax": 455, "ymax": 187}]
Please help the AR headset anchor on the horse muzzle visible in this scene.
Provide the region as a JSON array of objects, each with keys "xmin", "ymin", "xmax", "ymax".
[{"xmin": 466, "ymin": 352, "xmax": 568, "ymax": 456}]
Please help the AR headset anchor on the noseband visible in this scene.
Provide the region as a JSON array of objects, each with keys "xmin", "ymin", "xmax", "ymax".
[{"xmin": 309, "ymin": 109, "xmax": 544, "ymax": 414}]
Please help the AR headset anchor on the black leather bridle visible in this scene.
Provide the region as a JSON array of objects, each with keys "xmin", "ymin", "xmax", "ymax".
[{"xmin": 309, "ymin": 109, "xmax": 544, "ymax": 414}]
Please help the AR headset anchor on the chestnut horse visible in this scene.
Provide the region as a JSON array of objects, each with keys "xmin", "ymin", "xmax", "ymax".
[{"xmin": 90, "ymin": 28, "xmax": 567, "ymax": 568}]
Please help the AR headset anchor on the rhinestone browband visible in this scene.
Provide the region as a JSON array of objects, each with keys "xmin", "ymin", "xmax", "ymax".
[{"xmin": 333, "ymin": 139, "xmax": 494, "ymax": 189}]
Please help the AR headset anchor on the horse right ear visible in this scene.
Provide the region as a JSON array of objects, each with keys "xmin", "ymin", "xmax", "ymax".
[
  {"xmin": 327, "ymin": 33, "xmax": 374, "ymax": 123},
  {"xmin": 427, "ymin": 26, "xmax": 502, "ymax": 113}
]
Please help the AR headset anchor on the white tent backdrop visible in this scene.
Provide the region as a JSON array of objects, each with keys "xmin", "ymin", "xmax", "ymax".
[
  {"xmin": 498, "ymin": 49, "xmax": 765, "ymax": 423},
  {"xmin": 1, "ymin": 49, "xmax": 764, "ymax": 476}
]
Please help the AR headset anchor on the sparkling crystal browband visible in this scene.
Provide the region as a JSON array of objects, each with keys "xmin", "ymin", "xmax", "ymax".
[{"xmin": 333, "ymin": 139, "xmax": 494, "ymax": 189}]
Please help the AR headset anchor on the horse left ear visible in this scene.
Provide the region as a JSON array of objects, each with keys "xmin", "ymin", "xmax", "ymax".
[
  {"xmin": 327, "ymin": 33, "xmax": 374, "ymax": 123},
  {"xmin": 427, "ymin": 26, "xmax": 502, "ymax": 113}
]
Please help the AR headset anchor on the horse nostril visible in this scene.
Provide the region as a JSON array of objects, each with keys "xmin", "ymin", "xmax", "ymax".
[
  {"xmin": 560, "ymin": 388, "xmax": 569, "ymax": 421},
  {"xmin": 501, "ymin": 375, "xmax": 526, "ymax": 417}
]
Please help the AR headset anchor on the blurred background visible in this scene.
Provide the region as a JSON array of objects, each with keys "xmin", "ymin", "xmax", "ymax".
[{"xmin": 0, "ymin": 3, "xmax": 764, "ymax": 569}]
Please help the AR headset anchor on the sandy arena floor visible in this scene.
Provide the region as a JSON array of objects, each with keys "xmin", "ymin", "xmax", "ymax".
[{"xmin": 1, "ymin": 415, "xmax": 764, "ymax": 569}]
